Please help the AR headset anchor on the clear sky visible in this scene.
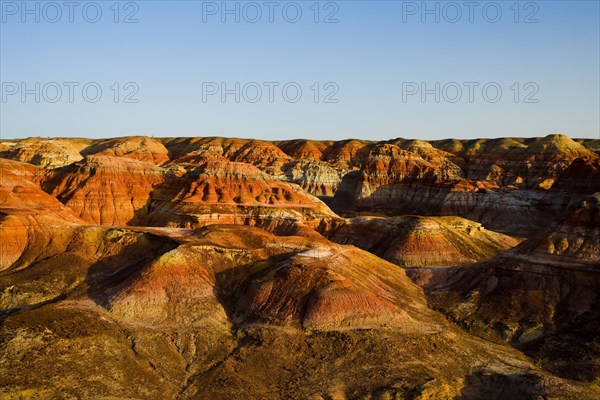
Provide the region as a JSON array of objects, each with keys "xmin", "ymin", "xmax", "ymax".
[{"xmin": 1, "ymin": 0, "xmax": 599, "ymax": 140}]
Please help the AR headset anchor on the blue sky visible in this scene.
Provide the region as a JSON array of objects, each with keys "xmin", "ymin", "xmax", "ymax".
[{"xmin": 1, "ymin": 0, "xmax": 599, "ymax": 140}]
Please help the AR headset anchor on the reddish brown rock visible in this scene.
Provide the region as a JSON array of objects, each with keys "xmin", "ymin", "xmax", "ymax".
[
  {"xmin": 0, "ymin": 132, "xmax": 599, "ymax": 399},
  {"xmin": 415, "ymin": 194, "xmax": 600, "ymax": 382},
  {"xmin": 3, "ymin": 134, "xmax": 596, "ymax": 238},
  {"xmin": 0, "ymin": 159, "xmax": 85, "ymax": 271},
  {"xmin": 332, "ymin": 136, "xmax": 599, "ymax": 235},
  {"xmin": 322, "ymin": 139, "xmax": 374, "ymax": 169},
  {"xmin": 42, "ymin": 155, "xmax": 168, "ymax": 225},
  {"xmin": 138, "ymin": 159, "xmax": 339, "ymax": 235},
  {"xmin": 163, "ymin": 137, "xmax": 292, "ymax": 175},
  {"xmin": 277, "ymin": 139, "xmax": 329, "ymax": 161},
  {"xmin": 328, "ymin": 215, "xmax": 521, "ymax": 267}
]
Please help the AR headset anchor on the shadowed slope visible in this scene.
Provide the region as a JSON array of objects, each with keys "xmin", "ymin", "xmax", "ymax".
[
  {"xmin": 416, "ymin": 194, "xmax": 600, "ymax": 382},
  {"xmin": 2, "ymin": 225, "xmax": 597, "ymax": 399},
  {"xmin": 0, "ymin": 135, "xmax": 599, "ymax": 398}
]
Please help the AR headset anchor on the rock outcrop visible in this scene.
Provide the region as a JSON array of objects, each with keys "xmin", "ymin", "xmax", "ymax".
[
  {"xmin": 415, "ymin": 194, "xmax": 600, "ymax": 382},
  {"xmin": 0, "ymin": 138, "xmax": 90, "ymax": 168},
  {"xmin": 3, "ymin": 134, "xmax": 597, "ymax": 236},
  {"xmin": 137, "ymin": 159, "xmax": 340, "ymax": 235},
  {"xmin": 81, "ymin": 136, "xmax": 170, "ymax": 165},
  {"xmin": 332, "ymin": 135, "xmax": 599, "ymax": 235},
  {"xmin": 0, "ymin": 158, "xmax": 85, "ymax": 271},
  {"xmin": 328, "ymin": 215, "xmax": 521, "ymax": 267},
  {"xmin": 1, "ymin": 134, "xmax": 599, "ymax": 399},
  {"xmin": 41, "ymin": 155, "xmax": 169, "ymax": 225},
  {"xmin": 2, "ymin": 224, "xmax": 596, "ymax": 399},
  {"xmin": 515, "ymin": 193, "xmax": 600, "ymax": 262}
]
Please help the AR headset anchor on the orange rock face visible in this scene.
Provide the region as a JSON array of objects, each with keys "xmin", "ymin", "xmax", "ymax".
[
  {"xmin": 0, "ymin": 158, "xmax": 85, "ymax": 270},
  {"xmin": 3, "ymin": 134, "xmax": 595, "ymax": 237},
  {"xmin": 0, "ymin": 135, "xmax": 600, "ymax": 400},
  {"xmin": 42, "ymin": 155, "xmax": 168, "ymax": 225},
  {"xmin": 1, "ymin": 135, "xmax": 599, "ymax": 399},
  {"xmin": 137, "ymin": 159, "xmax": 338, "ymax": 234}
]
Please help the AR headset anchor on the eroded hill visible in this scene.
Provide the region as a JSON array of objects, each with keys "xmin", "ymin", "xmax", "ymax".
[{"xmin": 1, "ymin": 134, "xmax": 599, "ymax": 399}]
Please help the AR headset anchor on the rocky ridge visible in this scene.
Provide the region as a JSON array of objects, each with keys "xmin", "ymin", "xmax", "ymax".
[{"xmin": 0, "ymin": 134, "xmax": 599, "ymax": 399}]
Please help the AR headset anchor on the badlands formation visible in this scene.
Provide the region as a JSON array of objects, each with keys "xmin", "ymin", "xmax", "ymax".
[{"xmin": 0, "ymin": 134, "xmax": 599, "ymax": 399}]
